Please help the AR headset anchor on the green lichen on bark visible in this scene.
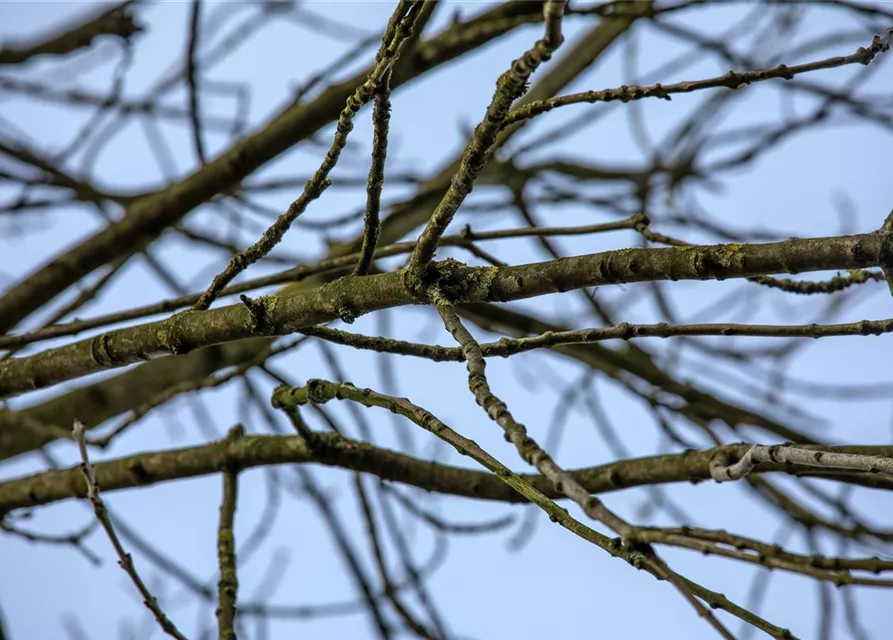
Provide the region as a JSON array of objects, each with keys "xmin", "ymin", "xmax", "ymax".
[{"xmin": 238, "ymin": 294, "xmax": 279, "ymax": 333}]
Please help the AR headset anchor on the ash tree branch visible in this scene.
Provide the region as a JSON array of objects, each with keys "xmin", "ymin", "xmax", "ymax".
[
  {"xmin": 297, "ymin": 316, "xmax": 893, "ymax": 363},
  {"xmin": 633, "ymin": 214, "xmax": 890, "ymax": 295},
  {"xmin": 2, "ymin": 226, "xmax": 892, "ymax": 398},
  {"xmin": 432, "ymin": 293, "xmax": 634, "ymax": 537},
  {"xmin": 271, "ymin": 379, "xmax": 782, "ymax": 639},
  {"xmin": 502, "ymin": 26, "xmax": 893, "ymax": 127},
  {"xmin": 3, "ymin": 430, "xmax": 890, "ymax": 516},
  {"xmin": 353, "ymin": 67, "xmax": 393, "ymax": 277},
  {"xmin": 0, "ymin": 1, "xmax": 652, "ymax": 465},
  {"xmin": 710, "ymin": 444, "xmax": 893, "ymax": 482},
  {"xmin": 635, "ymin": 526, "xmax": 893, "ymax": 587},
  {"xmin": 1, "ymin": 6, "xmax": 890, "ymax": 638},
  {"xmin": 185, "ymin": 0, "xmax": 207, "ymax": 166},
  {"xmin": 0, "ymin": 339, "xmax": 269, "ymax": 462},
  {"xmin": 0, "ymin": 217, "xmax": 640, "ymax": 352},
  {"xmin": 365, "ymin": 0, "xmax": 652, "ymax": 261},
  {"xmin": 433, "ymin": 290, "xmax": 736, "ymax": 638}
]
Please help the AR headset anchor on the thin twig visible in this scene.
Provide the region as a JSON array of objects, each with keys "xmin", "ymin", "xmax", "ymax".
[
  {"xmin": 354, "ymin": 67, "xmax": 392, "ymax": 276},
  {"xmin": 70, "ymin": 420, "xmax": 188, "ymax": 640},
  {"xmin": 186, "ymin": 0, "xmax": 207, "ymax": 165},
  {"xmin": 430, "ymin": 295, "xmax": 736, "ymax": 639},
  {"xmin": 406, "ymin": 0, "xmax": 569, "ymax": 285},
  {"xmin": 216, "ymin": 426, "xmax": 241, "ymax": 640},
  {"xmin": 191, "ymin": 1, "xmax": 424, "ymax": 311},
  {"xmin": 503, "ymin": 27, "xmax": 893, "ymax": 127},
  {"xmin": 272, "ymin": 381, "xmax": 794, "ymax": 639},
  {"xmin": 298, "ymin": 316, "xmax": 893, "ymax": 363}
]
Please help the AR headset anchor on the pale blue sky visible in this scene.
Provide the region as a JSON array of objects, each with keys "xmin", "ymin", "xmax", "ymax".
[{"xmin": 1, "ymin": 2, "xmax": 891, "ymax": 639}]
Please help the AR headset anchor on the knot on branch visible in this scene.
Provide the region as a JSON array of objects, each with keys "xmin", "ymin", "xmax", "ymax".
[
  {"xmin": 403, "ymin": 258, "xmax": 499, "ymax": 304},
  {"xmin": 165, "ymin": 309, "xmax": 200, "ymax": 356},
  {"xmin": 306, "ymin": 379, "xmax": 331, "ymax": 405},
  {"xmin": 239, "ymin": 294, "xmax": 273, "ymax": 334},
  {"xmin": 318, "ymin": 276, "xmax": 359, "ymax": 324},
  {"xmin": 707, "ymin": 449, "xmax": 737, "ymax": 483},
  {"xmin": 874, "ymin": 27, "xmax": 893, "ymax": 53},
  {"xmin": 632, "ymin": 212, "xmax": 651, "ymax": 232},
  {"xmin": 307, "ymin": 378, "xmax": 353, "ymax": 405}
]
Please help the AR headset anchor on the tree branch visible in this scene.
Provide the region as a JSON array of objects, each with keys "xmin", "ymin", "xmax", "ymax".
[
  {"xmin": 2, "ymin": 227, "xmax": 890, "ymax": 398},
  {"xmin": 2, "ymin": 434, "xmax": 889, "ymax": 515},
  {"xmin": 0, "ymin": 1, "xmax": 547, "ymax": 333},
  {"xmin": 0, "ymin": 2, "xmax": 141, "ymax": 66}
]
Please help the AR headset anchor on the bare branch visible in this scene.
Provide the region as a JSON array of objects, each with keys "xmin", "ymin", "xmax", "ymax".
[
  {"xmin": 3, "ymin": 227, "xmax": 891, "ymax": 398},
  {"xmin": 70, "ymin": 420, "xmax": 187, "ymax": 640},
  {"xmin": 710, "ymin": 444, "xmax": 893, "ymax": 482},
  {"xmin": 0, "ymin": 2, "xmax": 141, "ymax": 66}
]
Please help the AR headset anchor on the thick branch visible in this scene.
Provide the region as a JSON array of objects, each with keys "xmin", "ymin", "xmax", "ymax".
[
  {"xmin": 0, "ymin": 340, "xmax": 266, "ymax": 461},
  {"xmin": 1, "ymin": 435, "xmax": 889, "ymax": 515},
  {"xmin": 2, "ymin": 229, "xmax": 890, "ymax": 398}
]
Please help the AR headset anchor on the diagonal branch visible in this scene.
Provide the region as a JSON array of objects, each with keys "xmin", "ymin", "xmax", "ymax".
[
  {"xmin": 0, "ymin": 1, "xmax": 653, "ymax": 464},
  {"xmin": 0, "ymin": 1, "xmax": 547, "ymax": 333},
  {"xmin": 70, "ymin": 420, "xmax": 187, "ymax": 640},
  {"xmin": 0, "ymin": 1, "xmax": 142, "ymax": 66},
  {"xmin": 191, "ymin": 1, "xmax": 425, "ymax": 311},
  {"xmin": 405, "ymin": 0, "xmax": 569, "ymax": 285}
]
